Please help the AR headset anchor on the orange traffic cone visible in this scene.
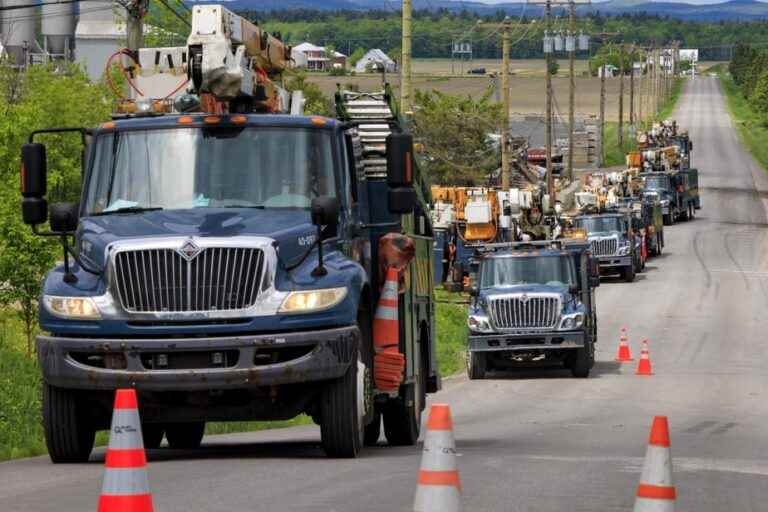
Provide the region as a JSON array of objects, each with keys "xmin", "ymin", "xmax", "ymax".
[
  {"xmin": 615, "ymin": 327, "xmax": 634, "ymax": 362},
  {"xmin": 373, "ymin": 267, "xmax": 405, "ymax": 392},
  {"xmin": 634, "ymin": 416, "xmax": 676, "ymax": 511},
  {"xmin": 97, "ymin": 389, "xmax": 154, "ymax": 512},
  {"xmin": 414, "ymin": 404, "xmax": 461, "ymax": 512},
  {"xmin": 636, "ymin": 339, "xmax": 653, "ymax": 376}
]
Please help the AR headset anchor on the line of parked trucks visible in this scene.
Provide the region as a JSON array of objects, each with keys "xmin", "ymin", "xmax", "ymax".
[{"xmin": 432, "ymin": 120, "xmax": 699, "ymax": 379}]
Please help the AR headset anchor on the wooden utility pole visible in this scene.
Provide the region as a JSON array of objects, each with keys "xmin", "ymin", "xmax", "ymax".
[
  {"xmin": 637, "ymin": 48, "xmax": 644, "ymax": 129},
  {"xmin": 594, "ymin": 33, "xmax": 618, "ymax": 167},
  {"xmin": 544, "ymin": 0, "xmax": 555, "ymax": 203},
  {"xmin": 401, "ymin": 0, "xmax": 413, "ymax": 114},
  {"xmin": 501, "ymin": 21, "xmax": 512, "ymax": 190},
  {"xmin": 618, "ymin": 43, "xmax": 625, "ymax": 149},
  {"xmin": 629, "ymin": 44, "xmax": 635, "ymax": 127},
  {"xmin": 125, "ymin": 0, "xmax": 148, "ymax": 51},
  {"xmin": 567, "ymin": 1, "xmax": 576, "ymax": 182}
]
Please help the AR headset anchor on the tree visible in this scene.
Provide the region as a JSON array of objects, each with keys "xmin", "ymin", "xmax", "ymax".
[
  {"xmin": 750, "ymin": 70, "xmax": 768, "ymax": 116},
  {"xmin": 412, "ymin": 90, "xmax": 502, "ymax": 185},
  {"xmin": 0, "ymin": 63, "xmax": 113, "ymax": 355},
  {"xmin": 285, "ymin": 72, "xmax": 331, "ymax": 116},
  {"xmin": 349, "ymin": 47, "xmax": 367, "ymax": 66}
]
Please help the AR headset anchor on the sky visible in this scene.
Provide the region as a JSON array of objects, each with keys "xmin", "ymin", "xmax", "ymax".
[{"xmin": 476, "ymin": 0, "xmax": 759, "ymax": 3}]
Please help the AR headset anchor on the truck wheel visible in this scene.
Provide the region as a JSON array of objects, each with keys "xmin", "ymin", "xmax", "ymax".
[
  {"xmin": 42, "ymin": 384, "xmax": 95, "ymax": 463},
  {"xmin": 363, "ymin": 412, "xmax": 382, "ymax": 446},
  {"xmin": 142, "ymin": 424, "xmax": 164, "ymax": 450},
  {"xmin": 663, "ymin": 213, "xmax": 673, "ymax": 226},
  {"xmin": 657, "ymin": 234, "xmax": 663, "ymax": 255},
  {"xmin": 467, "ymin": 351, "xmax": 487, "ymax": 380},
  {"xmin": 165, "ymin": 422, "xmax": 205, "ymax": 449},
  {"xmin": 569, "ymin": 345, "xmax": 594, "ymax": 378},
  {"xmin": 622, "ymin": 264, "xmax": 635, "ymax": 283},
  {"xmin": 689, "ymin": 203, "xmax": 695, "ymax": 219},
  {"xmin": 321, "ymin": 351, "xmax": 364, "ymax": 458}
]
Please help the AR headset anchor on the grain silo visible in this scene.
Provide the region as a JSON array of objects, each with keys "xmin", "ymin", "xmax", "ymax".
[
  {"xmin": 42, "ymin": 0, "xmax": 75, "ymax": 58},
  {"xmin": 0, "ymin": 0, "xmax": 38, "ymax": 64}
]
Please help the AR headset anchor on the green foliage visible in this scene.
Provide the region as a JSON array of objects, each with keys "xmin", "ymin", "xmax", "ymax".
[
  {"xmin": 349, "ymin": 47, "xmax": 367, "ymax": 66},
  {"xmin": 720, "ymin": 71, "xmax": 768, "ymax": 174},
  {"xmin": 0, "ymin": 63, "xmax": 113, "ymax": 353},
  {"xmin": 750, "ymin": 71, "xmax": 768, "ymax": 116},
  {"xmin": 144, "ymin": 0, "xmax": 191, "ymax": 47},
  {"xmin": 547, "ymin": 58, "xmax": 560, "ymax": 76},
  {"xmin": 285, "ymin": 72, "xmax": 331, "ymax": 116},
  {"xmin": 434, "ymin": 289, "xmax": 469, "ymax": 377},
  {"xmin": 413, "ymin": 89, "xmax": 502, "ymax": 186},
  {"xmin": 588, "ymin": 45, "xmax": 637, "ymax": 77}
]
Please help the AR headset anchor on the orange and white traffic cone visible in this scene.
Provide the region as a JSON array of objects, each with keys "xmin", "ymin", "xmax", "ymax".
[
  {"xmin": 615, "ymin": 327, "xmax": 634, "ymax": 362},
  {"xmin": 634, "ymin": 416, "xmax": 676, "ymax": 512},
  {"xmin": 373, "ymin": 267, "xmax": 405, "ymax": 393},
  {"xmin": 414, "ymin": 404, "xmax": 461, "ymax": 512},
  {"xmin": 97, "ymin": 389, "xmax": 154, "ymax": 512},
  {"xmin": 636, "ymin": 339, "xmax": 654, "ymax": 376}
]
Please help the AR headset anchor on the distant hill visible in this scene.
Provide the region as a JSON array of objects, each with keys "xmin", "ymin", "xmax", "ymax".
[{"xmin": 201, "ymin": 0, "xmax": 768, "ymax": 21}]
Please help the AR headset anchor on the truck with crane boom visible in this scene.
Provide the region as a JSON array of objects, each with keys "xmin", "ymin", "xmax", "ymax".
[{"xmin": 20, "ymin": 5, "xmax": 438, "ymax": 462}]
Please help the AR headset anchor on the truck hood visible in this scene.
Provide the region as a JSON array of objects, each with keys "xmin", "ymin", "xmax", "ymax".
[
  {"xmin": 480, "ymin": 283, "xmax": 569, "ymax": 301},
  {"xmin": 77, "ymin": 208, "xmax": 316, "ymax": 269}
]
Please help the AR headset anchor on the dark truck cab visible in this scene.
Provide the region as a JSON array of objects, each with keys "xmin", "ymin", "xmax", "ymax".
[
  {"xmin": 641, "ymin": 169, "xmax": 700, "ymax": 225},
  {"xmin": 572, "ymin": 212, "xmax": 641, "ymax": 282},
  {"xmin": 466, "ymin": 240, "xmax": 600, "ymax": 379},
  {"xmin": 20, "ymin": 111, "xmax": 438, "ymax": 462}
]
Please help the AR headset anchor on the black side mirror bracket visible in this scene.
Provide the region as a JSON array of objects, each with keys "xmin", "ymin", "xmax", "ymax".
[{"xmin": 310, "ymin": 196, "xmax": 340, "ymax": 278}]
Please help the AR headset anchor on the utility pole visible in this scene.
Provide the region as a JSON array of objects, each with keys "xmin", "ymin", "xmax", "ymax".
[
  {"xmin": 567, "ymin": 0, "xmax": 576, "ymax": 182},
  {"xmin": 629, "ymin": 44, "xmax": 635, "ymax": 128},
  {"xmin": 125, "ymin": 0, "xmax": 148, "ymax": 52},
  {"xmin": 618, "ymin": 43, "xmax": 625, "ymax": 149},
  {"xmin": 501, "ymin": 20, "xmax": 512, "ymax": 190},
  {"xmin": 545, "ymin": 0, "xmax": 554, "ymax": 203},
  {"xmin": 594, "ymin": 32, "xmax": 618, "ymax": 167},
  {"xmin": 401, "ymin": 0, "xmax": 413, "ymax": 114},
  {"xmin": 638, "ymin": 48, "xmax": 644, "ymax": 129}
]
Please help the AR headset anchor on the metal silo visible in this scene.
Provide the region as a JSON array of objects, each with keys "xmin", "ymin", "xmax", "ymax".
[
  {"xmin": 42, "ymin": 0, "xmax": 75, "ymax": 57},
  {"xmin": 1, "ymin": 0, "xmax": 38, "ymax": 65}
]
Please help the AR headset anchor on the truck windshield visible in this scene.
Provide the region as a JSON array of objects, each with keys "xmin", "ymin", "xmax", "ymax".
[
  {"xmin": 643, "ymin": 175, "xmax": 669, "ymax": 191},
  {"xmin": 480, "ymin": 255, "xmax": 576, "ymax": 288},
  {"xmin": 84, "ymin": 127, "xmax": 336, "ymax": 214},
  {"xmin": 573, "ymin": 216, "xmax": 623, "ymax": 234}
]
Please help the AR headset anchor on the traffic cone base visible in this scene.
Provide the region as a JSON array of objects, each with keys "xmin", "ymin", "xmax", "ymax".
[{"xmin": 413, "ymin": 404, "xmax": 462, "ymax": 512}]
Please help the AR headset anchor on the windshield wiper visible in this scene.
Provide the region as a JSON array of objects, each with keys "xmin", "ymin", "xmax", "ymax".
[
  {"xmin": 222, "ymin": 205, "xmax": 266, "ymax": 209},
  {"xmin": 91, "ymin": 207, "xmax": 163, "ymax": 216}
]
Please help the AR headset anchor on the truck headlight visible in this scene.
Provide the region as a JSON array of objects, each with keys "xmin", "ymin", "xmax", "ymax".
[
  {"xmin": 559, "ymin": 313, "xmax": 584, "ymax": 330},
  {"xmin": 467, "ymin": 315, "xmax": 493, "ymax": 333},
  {"xmin": 279, "ymin": 287, "xmax": 347, "ymax": 314},
  {"xmin": 43, "ymin": 296, "xmax": 101, "ymax": 320}
]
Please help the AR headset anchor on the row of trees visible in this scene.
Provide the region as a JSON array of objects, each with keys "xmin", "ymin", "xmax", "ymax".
[
  {"xmin": 246, "ymin": 10, "xmax": 763, "ymax": 62},
  {"xmin": 729, "ymin": 43, "xmax": 768, "ymax": 116}
]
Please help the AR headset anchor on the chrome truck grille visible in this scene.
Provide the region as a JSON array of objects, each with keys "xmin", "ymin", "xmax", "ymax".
[
  {"xmin": 590, "ymin": 238, "xmax": 618, "ymax": 257},
  {"xmin": 488, "ymin": 294, "xmax": 561, "ymax": 330},
  {"xmin": 113, "ymin": 247, "xmax": 264, "ymax": 313}
]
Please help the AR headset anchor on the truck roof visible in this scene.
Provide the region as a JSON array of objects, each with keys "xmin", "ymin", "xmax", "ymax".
[
  {"xmin": 99, "ymin": 114, "xmax": 341, "ymax": 132},
  {"xmin": 477, "ymin": 239, "xmax": 590, "ymax": 259}
]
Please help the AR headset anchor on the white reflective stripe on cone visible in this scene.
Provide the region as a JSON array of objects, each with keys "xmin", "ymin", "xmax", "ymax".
[
  {"xmin": 375, "ymin": 306, "xmax": 398, "ymax": 321},
  {"xmin": 640, "ymin": 445, "xmax": 674, "ymax": 487},
  {"xmin": 107, "ymin": 410, "xmax": 145, "ymax": 450},
  {"xmin": 420, "ymin": 430, "xmax": 458, "ymax": 471},
  {"xmin": 634, "ymin": 497, "xmax": 675, "ymax": 512},
  {"xmin": 101, "ymin": 468, "xmax": 151, "ymax": 495},
  {"xmin": 414, "ymin": 485, "xmax": 461, "ymax": 512},
  {"xmin": 380, "ymin": 282, "xmax": 398, "ymax": 300}
]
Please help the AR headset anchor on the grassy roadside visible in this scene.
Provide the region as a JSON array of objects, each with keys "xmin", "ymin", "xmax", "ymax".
[
  {"xmin": 602, "ymin": 77, "xmax": 685, "ymax": 167},
  {"xmin": 0, "ymin": 293, "xmax": 468, "ymax": 461},
  {"xmin": 718, "ymin": 72, "xmax": 768, "ymax": 173}
]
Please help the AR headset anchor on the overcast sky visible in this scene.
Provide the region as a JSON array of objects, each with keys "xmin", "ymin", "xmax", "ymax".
[{"xmin": 475, "ymin": 0, "xmax": 760, "ymax": 4}]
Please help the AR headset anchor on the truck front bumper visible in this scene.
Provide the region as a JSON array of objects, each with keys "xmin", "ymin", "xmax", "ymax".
[
  {"xmin": 37, "ymin": 326, "xmax": 359, "ymax": 391},
  {"xmin": 468, "ymin": 331, "xmax": 584, "ymax": 352},
  {"xmin": 598, "ymin": 255, "xmax": 632, "ymax": 268}
]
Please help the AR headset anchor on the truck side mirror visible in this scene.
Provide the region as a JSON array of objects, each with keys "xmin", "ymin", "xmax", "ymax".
[
  {"xmin": 468, "ymin": 283, "xmax": 479, "ymax": 297},
  {"xmin": 388, "ymin": 187, "xmax": 416, "ymax": 214},
  {"xmin": 310, "ymin": 196, "xmax": 339, "ymax": 278},
  {"xmin": 50, "ymin": 202, "xmax": 80, "ymax": 233},
  {"xmin": 21, "ymin": 198, "xmax": 48, "ymax": 225},
  {"xmin": 21, "ymin": 142, "xmax": 47, "ymax": 198},
  {"xmin": 386, "ymin": 132, "xmax": 414, "ymax": 187}
]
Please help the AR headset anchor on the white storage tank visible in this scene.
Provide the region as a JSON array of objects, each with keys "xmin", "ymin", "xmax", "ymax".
[
  {"xmin": 42, "ymin": 1, "xmax": 75, "ymax": 56},
  {"xmin": 1, "ymin": 0, "xmax": 38, "ymax": 64}
]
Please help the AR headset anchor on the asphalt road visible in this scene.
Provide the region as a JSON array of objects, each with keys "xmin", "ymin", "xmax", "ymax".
[{"xmin": 2, "ymin": 76, "xmax": 767, "ymax": 511}]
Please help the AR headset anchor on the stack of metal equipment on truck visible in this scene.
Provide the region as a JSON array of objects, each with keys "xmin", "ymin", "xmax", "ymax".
[
  {"xmin": 465, "ymin": 239, "xmax": 601, "ymax": 379},
  {"xmin": 19, "ymin": 4, "xmax": 439, "ymax": 462}
]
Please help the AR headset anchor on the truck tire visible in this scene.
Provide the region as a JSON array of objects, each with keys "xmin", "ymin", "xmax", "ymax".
[
  {"xmin": 383, "ymin": 348, "xmax": 425, "ymax": 447},
  {"xmin": 142, "ymin": 424, "xmax": 164, "ymax": 450},
  {"xmin": 42, "ymin": 384, "xmax": 95, "ymax": 463},
  {"xmin": 321, "ymin": 351, "xmax": 364, "ymax": 458},
  {"xmin": 363, "ymin": 412, "xmax": 381, "ymax": 446},
  {"xmin": 657, "ymin": 233, "xmax": 663, "ymax": 255},
  {"xmin": 622, "ymin": 264, "xmax": 635, "ymax": 283},
  {"xmin": 569, "ymin": 345, "xmax": 594, "ymax": 378},
  {"xmin": 467, "ymin": 351, "xmax": 487, "ymax": 380},
  {"xmin": 663, "ymin": 213, "xmax": 673, "ymax": 226},
  {"xmin": 689, "ymin": 203, "xmax": 695, "ymax": 219},
  {"xmin": 165, "ymin": 422, "xmax": 205, "ymax": 449}
]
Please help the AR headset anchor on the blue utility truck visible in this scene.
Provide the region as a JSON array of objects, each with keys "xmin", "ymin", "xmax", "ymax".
[
  {"xmin": 641, "ymin": 169, "xmax": 700, "ymax": 225},
  {"xmin": 572, "ymin": 211, "xmax": 642, "ymax": 282},
  {"xmin": 18, "ymin": 6, "xmax": 438, "ymax": 462},
  {"xmin": 466, "ymin": 240, "xmax": 600, "ymax": 379}
]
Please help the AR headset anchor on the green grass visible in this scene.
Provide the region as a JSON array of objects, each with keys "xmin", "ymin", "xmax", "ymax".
[
  {"xmin": 0, "ymin": 291, "xmax": 469, "ymax": 461},
  {"xmin": 718, "ymin": 72, "xmax": 768, "ymax": 173},
  {"xmin": 602, "ymin": 77, "xmax": 685, "ymax": 167}
]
